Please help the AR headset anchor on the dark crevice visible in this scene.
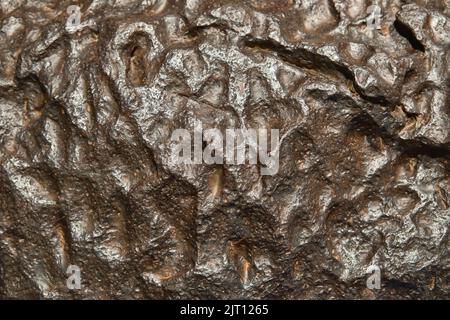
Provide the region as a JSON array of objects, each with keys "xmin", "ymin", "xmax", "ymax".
[
  {"xmin": 399, "ymin": 140, "xmax": 450, "ymax": 160},
  {"xmin": 241, "ymin": 37, "xmax": 392, "ymax": 106},
  {"xmin": 348, "ymin": 112, "xmax": 450, "ymax": 164},
  {"xmin": 385, "ymin": 278, "xmax": 420, "ymax": 291},
  {"xmin": 186, "ymin": 23, "xmax": 391, "ymax": 106},
  {"xmin": 394, "ymin": 19, "xmax": 425, "ymax": 52},
  {"xmin": 348, "ymin": 113, "xmax": 392, "ymax": 140}
]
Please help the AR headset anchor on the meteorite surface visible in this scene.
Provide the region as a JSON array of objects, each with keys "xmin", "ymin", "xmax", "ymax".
[{"xmin": 0, "ymin": 0, "xmax": 449, "ymax": 299}]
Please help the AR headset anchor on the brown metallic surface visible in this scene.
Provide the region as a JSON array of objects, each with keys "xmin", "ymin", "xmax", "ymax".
[{"xmin": 0, "ymin": 0, "xmax": 449, "ymax": 299}]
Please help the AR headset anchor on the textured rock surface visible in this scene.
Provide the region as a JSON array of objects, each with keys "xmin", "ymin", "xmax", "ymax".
[{"xmin": 0, "ymin": 0, "xmax": 449, "ymax": 299}]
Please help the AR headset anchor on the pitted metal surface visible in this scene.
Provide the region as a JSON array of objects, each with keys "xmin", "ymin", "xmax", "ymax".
[{"xmin": 0, "ymin": 0, "xmax": 449, "ymax": 299}]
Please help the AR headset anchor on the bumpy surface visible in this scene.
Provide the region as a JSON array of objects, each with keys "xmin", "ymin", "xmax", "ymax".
[{"xmin": 0, "ymin": 0, "xmax": 449, "ymax": 299}]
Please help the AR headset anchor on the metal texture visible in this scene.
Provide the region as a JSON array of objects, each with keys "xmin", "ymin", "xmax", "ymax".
[{"xmin": 0, "ymin": 0, "xmax": 449, "ymax": 299}]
